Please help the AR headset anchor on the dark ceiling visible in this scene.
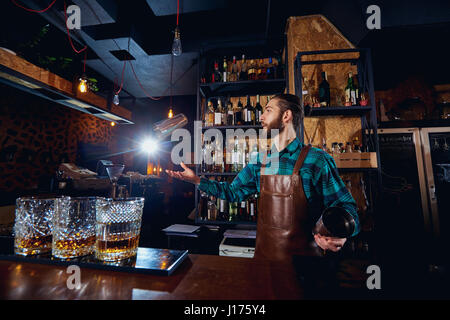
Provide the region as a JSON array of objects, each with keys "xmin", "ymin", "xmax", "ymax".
[{"xmin": 2, "ymin": 0, "xmax": 450, "ymax": 111}]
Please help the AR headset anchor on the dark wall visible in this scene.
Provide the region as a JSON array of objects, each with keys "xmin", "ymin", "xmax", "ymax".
[{"xmin": 0, "ymin": 84, "xmax": 120, "ymax": 204}]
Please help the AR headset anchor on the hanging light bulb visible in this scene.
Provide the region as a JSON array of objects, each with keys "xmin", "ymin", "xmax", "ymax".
[
  {"xmin": 172, "ymin": 26, "xmax": 182, "ymax": 56},
  {"xmin": 110, "ymin": 121, "xmax": 116, "ymax": 127},
  {"xmin": 168, "ymin": 107, "xmax": 174, "ymax": 118},
  {"xmin": 78, "ymin": 75, "xmax": 88, "ymax": 93},
  {"xmin": 113, "ymin": 93, "xmax": 120, "ymax": 105}
]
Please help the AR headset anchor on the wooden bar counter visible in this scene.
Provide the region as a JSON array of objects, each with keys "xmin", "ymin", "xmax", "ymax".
[{"xmin": 0, "ymin": 254, "xmax": 303, "ymax": 300}]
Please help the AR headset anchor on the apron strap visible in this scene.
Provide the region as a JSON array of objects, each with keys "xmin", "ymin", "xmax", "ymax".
[{"xmin": 292, "ymin": 144, "xmax": 311, "ymax": 175}]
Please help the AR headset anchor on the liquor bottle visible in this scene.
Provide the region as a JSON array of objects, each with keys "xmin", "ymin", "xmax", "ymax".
[
  {"xmin": 232, "ymin": 137, "xmax": 243, "ymax": 172},
  {"xmin": 239, "ymin": 54, "xmax": 248, "ymax": 81},
  {"xmin": 219, "ymin": 99, "xmax": 227, "ymax": 126},
  {"xmin": 206, "ymin": 100, "xmax": 214, "ymax": 127},
  {"xmin": 201, "ymin": 139, "xmax": 207, "ymax": 172},
  {"xmin": 266, "ymin": 57, "xmax": 275, "ymax": 79},
  {"xmin": 242, "ymin": 97, "xmax": 249, "ymax": 124},
  {"xmin": 213, "ymin": 60, "xmax": 222, "ymax": 83},
  {"xmin": 229, "ymin": 201, "xmax": 237, "ymax": 221},
  {"xmin": 226, "ymin": 97, "xmax": 234, "ymax": 125},
  {"xmin": 238, "ymin": 200, "xmax": 248, "ymax": 221},
  {"xmin": 249, "ymin": 194, "xmax": 257, "ymax": 222},
  {"xmin": 224, "ymin": 141, "xmax": 231, "ymax": 173},
  {"xmin": 214, "ymin": 100, "xmax": 222, "ymax": 126},
  {"xmin": 345, "ymin": 72, "xmax": 357, "ymax": 106},
  {"xmin": 245, "ymin": 95, "xmax": 254, "ymax": 125},
  {"xmin": 346, "ymin": 142, "xmax": 353, "ymax": 153},
  {"xmin": 205, "ymin": 140, "xmax": 213, "ymax": 172},
  {"xmin": 207, "ymin": 195, "xmax": 217, "ymax": 220},
  {"xmin": 257, "ymin": 59, "xmax": 267, "ymax": 80},
  {"xmin": 234, "ymin": 98, "xmax": 243, "ymax": 125},
  {"xmin": 244, "ymin": 138, "xmax": 250, "ymax": 167},
  {"xmin": 247, "ymin": 60, "xmax": 256, "ymax": 80},
  {"xmin": 214, "ymin": 139, "xmax": 223, "ymax": 173},
  {"xmin": 222, "ymin": 57, "xmax": 228, "ymax": 82},
  {"xmin": 255, "ymin": 95, "xmax": 263, "ymax": 124},
  {"xmin": 353, "ymin": 136, "xmax": 361, "ymax": 153},
  {"xmin": 218, "ymin": 198, "xmax": 229, "ymax": 221},
  {"xmin": 331, "ymin": 142, "xmax": 338, "ymax": 154},
  {"xmin": 200, "ymin": 192, "xmax": 208, "ymax": 220},
  {"xmin": 319, "ymin": 71, "xmax": 330, "ymax": 107},
  {"xmin": 353, "ymin": 73, "xmax": 361, "ymax": 105},
  {"xmin": 230, "ymin": 56, "xmax": 238, "ymax": 82}
]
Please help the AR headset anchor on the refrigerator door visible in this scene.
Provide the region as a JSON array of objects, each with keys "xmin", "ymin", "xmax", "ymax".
[
  {"xmin": 377, "ymin": 128, "xmax": 430, "ymax": 234},
  {"xmin": 420, "ymin": 127, "xmax": 450, "ymax": 241}
]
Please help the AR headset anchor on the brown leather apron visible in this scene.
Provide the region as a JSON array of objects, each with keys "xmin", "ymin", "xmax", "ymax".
[{"xmin": 254, "ymin": 144, "xmax": 320, "ymax": 261}]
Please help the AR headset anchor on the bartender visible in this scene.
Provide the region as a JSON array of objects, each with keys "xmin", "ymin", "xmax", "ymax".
[{"xmin": 166, "ymin": 94, "xmax": 359, "ymax": 260}]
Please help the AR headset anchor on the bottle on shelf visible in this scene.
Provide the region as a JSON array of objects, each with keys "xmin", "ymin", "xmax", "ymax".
[
  {"xmin": 222, "ymin": 57, "xmax": 228, "ymax": 82},
  {"xmin": 200, "ymin": 192, "xmax": 208, "ymax": 220},
  {"xmin": 229, "ymin": 201, "xmax": 238, "ymax": 221},
  {"xmin": 319, "ymin": 71, "xmax": 330, "ymax": 107},
  {"xmin": 207, "ymin": 195, "xmax": 217, "ymax": 220},
  {"xmin": 346, "ymin": 142, "xmax": 353, "ymax": 153},
  {"xmin": 353, "ymin": 73, "xmax": 360, "ymax": 105},
  {"xmin": 248, "ymin": 194, "xmax": 257, "ymax": 222},
  {"xmin": 220, "ymin": 98, "xmax": 227, "ymax": 126},
  {"xmin": 353, "ymin": 136, "xmax": 361, "ymax": 153},
  {"xmin": 218, "ymin": 197, "xmax": 229, "ymax": 221},
  {"xmin": 226, "ymin": 96, "xmax": 234, "ymax": 126},
  {"xmin": 345, "ymin": 72, "xmax": 357, "ymax": 106},
  {"xmin": 232, "ymin": 137, "xmax": 243, "ymax": 173},
  {"xmin": 245, "ymin": 95, "xmax": 254, "ymax": 125},
  {"xmin": 214, "ymin": 100, "xmax": 223, "ymax": 126},
  {"xmin": 266, "ymin": 57, "xmax": 275, "ymax": 80},
  {"xmin": 238, "ymin": 199, "xmax": 248, "ymax": 221},
  {"xmin": 257, "ymin": 58, "xmax": 266, "ymax": 80},
  {"xmin": 212, "ymin": 60, "xmax": 222, "ymax": 83},
  {"xmin": 255, "ymin": 95, "xmax": 263, "ymax": 124},
  {"xmin": 239, "ymin": 54, "xmax": 248, "ymax": 81},
  {"xmin": 224, "ymin": 140, "xmax": 231, "ymax": 173},
  {"xmin": 214, "ymin": 139, "xmax": 223, "ymax": 173},
  {"xmin": 205, "ymin": 100, "xmax": 215, "ymax": 127},
  {"xmin": 234, "ymin": 97, "xmax": 244, "ymax": 126},
  {"xmin": 247, "ymin": 60, "xmax": 256, "ymax": 80},
  {"xmin": 230, "ymin": 56, "xmax": 238, "ymax": 82},
  {"xmin": 242, "ymin": 96, "xmax": 249, "ymax": 124}
]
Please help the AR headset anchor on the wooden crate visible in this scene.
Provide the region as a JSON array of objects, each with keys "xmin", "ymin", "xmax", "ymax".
[{"xmin": 331, "ymin": 152, "xmax": 378, "ymax": 168}]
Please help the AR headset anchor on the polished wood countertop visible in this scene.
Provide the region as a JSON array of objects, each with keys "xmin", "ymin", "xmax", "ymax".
[{"xmin": 0, "ymin": 254, "xmax": 303, "ymax": 300}]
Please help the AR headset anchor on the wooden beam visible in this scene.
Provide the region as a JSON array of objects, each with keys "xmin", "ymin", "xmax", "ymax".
[{"xmin": 0, "ymin": 48, "xmax": 132, "ymax": 122}]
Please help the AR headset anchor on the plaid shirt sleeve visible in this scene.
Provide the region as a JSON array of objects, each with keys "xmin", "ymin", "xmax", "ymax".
[
  {"xmin": 308, "ymin": 150, "xmax": 360, "ymax": 237},
  {"xmin": 198, "ymin": 164, "xmax": 258, "ymax": 203}
]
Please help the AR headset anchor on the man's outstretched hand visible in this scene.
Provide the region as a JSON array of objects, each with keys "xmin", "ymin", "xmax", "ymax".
[{"xmin": 165, "ymin": 162, "xmax": 200, "ymax": 185}]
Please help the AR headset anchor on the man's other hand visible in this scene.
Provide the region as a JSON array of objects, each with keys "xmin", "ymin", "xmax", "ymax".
[{"xmin": 314, "ymin": 234, "xmax": 347, "ymax": 252}]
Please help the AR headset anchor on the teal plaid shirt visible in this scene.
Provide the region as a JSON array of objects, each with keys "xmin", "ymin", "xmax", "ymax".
[{"xmin": 198, "ymin": 137, "xmax": 360, "ymax": 237}]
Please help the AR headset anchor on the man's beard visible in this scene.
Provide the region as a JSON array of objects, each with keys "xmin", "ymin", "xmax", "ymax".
[{"xmin": 264, "ymin": 112, "xmax": 284, "ymax": 138}]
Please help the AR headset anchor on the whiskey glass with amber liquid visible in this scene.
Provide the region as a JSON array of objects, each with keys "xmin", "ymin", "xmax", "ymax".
[
  {"xmin": 14, "ymin": 197, "xmax": 57, "ymax": 256},
  {"xmin": 52, "ymin": 197, "xmax": 97, "ymax": 259},
  {"xmin": 95, "ymin": 197, "xmax": 145, "ymax": 262}
]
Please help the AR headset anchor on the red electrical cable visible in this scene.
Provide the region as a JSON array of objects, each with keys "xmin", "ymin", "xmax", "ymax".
[
  {"xmin": 176, "ymin": 0, "xmax": 179, "ymax": 26},
  {"xmin": 11, "ymin": 0, "xmax": 57, "ymax": 13},
  {"xmin": 128, "ymin": 60, "xmax": 162, "ymax": 101},
  {"xmin": 114, "ymin": 60, "xmax": 127, "ymax": 95},
  {"xmin": 64, "ymin": 1, "xmax": 87, "ymax": 54}
]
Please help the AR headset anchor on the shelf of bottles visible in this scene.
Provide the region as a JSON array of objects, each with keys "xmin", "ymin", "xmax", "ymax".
[
  {"xmin": 197, "ymin": 174, "xmax": 259, "ymax": 225},
  {"xmin": 200, "ymin": 55, "xmax": 286, "ymax": 98}
]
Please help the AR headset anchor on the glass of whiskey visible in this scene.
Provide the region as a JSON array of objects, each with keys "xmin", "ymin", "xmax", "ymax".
[
  {"xmin": 52, "ymin": 197, "xmax": 97, "ymax": 259},
  {"xmin": 95, "ymin": 197, "xmax": 145, "ymax": 262},
  {"xmin": 14, "ymin": 197, "xmax": 57, "ymax": 256}
]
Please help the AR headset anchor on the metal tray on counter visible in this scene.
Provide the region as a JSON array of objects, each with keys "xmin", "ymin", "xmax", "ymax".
[{"xmin": 0, "ymin": 237, "xmax": 188, "ymax": 276}]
